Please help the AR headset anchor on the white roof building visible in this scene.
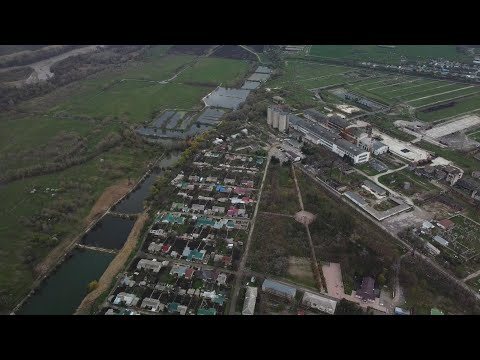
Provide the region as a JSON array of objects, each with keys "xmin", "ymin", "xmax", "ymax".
[
  {"xmin": 301, "ymin": 291, "xmax": 337, "ymax": 314},
  {"xmin": 242, "ymin": 286, "xmax": 258, "ymax": 315},
  {"xmin": 433, "ymin": 235, "xmax": 449, "ymax": 247}
]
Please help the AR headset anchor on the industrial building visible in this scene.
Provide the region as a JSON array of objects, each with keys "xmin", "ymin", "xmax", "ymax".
[
  {"xmin": 289, "ymin": 115, "xmax": 370, "ymax": 164},
  {"xmin": 262, "ymin": 279, "xmax": 296, "ymax": 300},
  {"xmin": 242, "ymin": 286, "xmax": 258, "ymax": 315},
  {"xmin": 359, "ymin": 138, "xmax": 389, "ymax": 155},
  {"xmin": 301, "ymin": 292, "xmax": 337, "ymax": 314},
  {"xmin": 267, "ymin": 105, "xmax": 289, "ymax": 132}
]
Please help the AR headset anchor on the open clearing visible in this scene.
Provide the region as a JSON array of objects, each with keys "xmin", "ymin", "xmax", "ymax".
[{"xmin": 287, "ymin": 256, "xmax": 316, "ymax": 289}]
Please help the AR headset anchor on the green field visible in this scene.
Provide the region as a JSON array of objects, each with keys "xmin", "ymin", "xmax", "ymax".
[
  {"xmin": 346, "ymin": 75, "xmax": 477, "ymax": 108},
  {"xmin": 259, "ymin": 163, "xmax": 301, "ymax": 215},
  {"xmin": 309, "ymin": 45, "xmax": 473, "ymax": 64},
  {"xmin": 269, "ymin": 61, "xmax": 352, "ymax": 87},
  {"xmin": 467, "ymin": 130, "xmax": 480, "ymax": 142},
  {"xmin": 378, "ymin": 169, "xmax": 438, "ymax": 197},
  {"xmin": 408, "ymin": 86, "xmax": 480, "ymax": 108},
  {"xmin": 174, "ymin": 57, "xmax": 250, "ymax": 86},
  {"xmin": 59, "ymin": 81, "xmax": 212, "ymax": 123},
  {"xmin": 399, "ymin": 83, "xmax": 466, "ymax": 102},
  {"xmin": 416, "ymin": 94, "xmax": 480, "ymax": 122}
]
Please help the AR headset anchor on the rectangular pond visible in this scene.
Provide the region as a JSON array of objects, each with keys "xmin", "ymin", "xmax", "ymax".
[
  {"xmin": 80, "ymin": 214, "xmax": 135, "ymax": 250},
  {"xmin": 17, "ymin": 248, "xmax": 115, "ymax": 315}
]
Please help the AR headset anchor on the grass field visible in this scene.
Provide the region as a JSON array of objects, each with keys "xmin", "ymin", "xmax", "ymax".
[
  {"xmin": 346, "ymin": 74, "xmax": 479, "ymax": 109},
  {"xmin": 408, "ymin": 86, "xmax": 480, "ymax": 108},
  {"xmin": 416, "ymin": 94, "xmax": 480, "ymax": 122},
  {"xmin": 259, "ymin": 163, "xmax": 301, "ymax": 215},
  {"xmin": 174, "ymin": 57, "xmax": 250, "ymax": 86},
  {"xmin": 378, "ymin": 169, "xmax": 438, "ymax": 197},
  {"xmin": 59, "ymin": 81, "xmax": 212, "ymax": 123},
  {"xmin": 309, "ymin": 45, "xmax": 473, "ymax": 64},
  {"xmin": 467, "ymin": 130, "xmax": 480, "ymax": 142},
  {"xmin": 247, "ymin": 214, "xmax": 310, "ymax": 277}
]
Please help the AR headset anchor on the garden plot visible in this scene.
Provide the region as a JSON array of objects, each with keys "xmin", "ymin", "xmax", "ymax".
[
  {"xmin": 165, "ymin": 111, "xmax": 185, "ymax": 129},
  {"xmin": 153, "ymin": 110, "xmax": 175, "ymax": 127},
  {"xmin": 196, "ymin": 108, "xmax": 225, "ymax": 126},
  {"xmin": 440, "ymin": 215, "xmax": 480, "ymax": 262},
  {"xmin": 247, "ymin": 72, "xmax": 270, "ymax": 82},
  {"xmin": 241, "ymin": 80, "xmax": 260, "ymax": 90}
]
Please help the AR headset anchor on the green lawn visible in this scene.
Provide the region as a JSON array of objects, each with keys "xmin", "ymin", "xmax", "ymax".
[
  {"xmin": 259, "ymin": 163, "xmax": 301, "ymax": 215},
  {"xmin": 174, "ymin": 57, "xmax": 250, "ymax": 86},
  {"xmin": 467, "ymin": 130, "xmax": 480, "ymax": 142},
  {"xmin": 416, "ymin": 94, "xmax": 480, "ymax": 122},
  {"xmin": 59, "ymin": 82, "xmax": 212, "ymax": 124},
  {"xmin": 398, "ymin": 83, "xmax": 467, "ymax": 102},
  {"xmin": 309, "ymin": 45, "xmax": 473, "ymax": 64},
  {"xmin": 409, "ymin": 86, "xmax": 480, "ymax": 108},
  {"xmin": 378, "ymin": 169, "xmax": 438, "ymax": 196}
]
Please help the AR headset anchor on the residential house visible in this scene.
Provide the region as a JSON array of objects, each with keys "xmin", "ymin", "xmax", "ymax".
[
  {"xmin": 216, "ymin": 273, "xmax": 227, "ymax": 285},
  {"xmin": 140, "ymin": 298, "xmax": 161, "ymax": 312},
  {"xmin": 137, "ymin": 259, "xmax": 162, "ymax": 273},
  {"xmin": 113, "ymin": 292, "xmax": 140, "ymax": 307},
  {"xmin": 437, "ymin": 218, "xmax": 455, "ymax": 231},
  {"xmin": 355, "ymin": 277, "xmax": 376, "ymax": 302}
]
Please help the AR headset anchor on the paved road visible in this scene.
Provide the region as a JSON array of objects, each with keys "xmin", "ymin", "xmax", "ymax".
[
  {"xmin": 228, "ymin": 146, "xmax": 274, "ymax": 314},
  {"xmin": 295, "ymin": 164, "xmax": 480, "ymax": 302},
  {"xmin": 463, "ymin": 269, "xmax": 480, "ymax": 283},
  {"xmin": 239, "ymin": 45, "xmax": 262, "ymax": 63},
  {"xmin": 355, "ymin": 165, "xmax": 414, "ymax": 206}
]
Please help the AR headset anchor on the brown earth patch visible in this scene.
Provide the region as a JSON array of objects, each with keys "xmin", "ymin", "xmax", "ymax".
[
  {"xmin": 294, "ymin": 210, "xmax": 316, "ymax": 225},
  {"xmin": 75, "ymin": 211, "xmax": 150, "ymax": 315},
  {"xmin": 84, "ymin": 179, "xmax": 134, "ymax": 225}
]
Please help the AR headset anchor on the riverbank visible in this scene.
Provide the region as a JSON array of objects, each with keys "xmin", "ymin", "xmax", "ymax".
[
  {"xmin": 84, "ymin": 179, "xmax": 135, "ymax": 226},
  {"xmin": 75, "ymin": 211, "xmax": 149, "ymax": 315}
]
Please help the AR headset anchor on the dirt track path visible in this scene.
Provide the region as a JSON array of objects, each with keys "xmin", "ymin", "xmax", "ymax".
[
  {"xmin": 75, "ymin": 211, "xmax": 149, "ymax": 315},
  {"xmin": 292, "ymin": 166, "xmax": 323, "ymax": 292}
]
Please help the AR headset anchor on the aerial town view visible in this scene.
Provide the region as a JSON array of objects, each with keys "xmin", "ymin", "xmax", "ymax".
[{"xmin": 2, "ymin": 45, "xmax": 480, "ymax": 316}]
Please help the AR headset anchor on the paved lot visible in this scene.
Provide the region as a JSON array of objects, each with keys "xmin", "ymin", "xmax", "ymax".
[
  {"xmin": 322, "ymin": 263, "xmax": 345, "ymax": 299},
  {"xmin": 425, "ymin": 114, "xmax": 480, "ymax": 139}
]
